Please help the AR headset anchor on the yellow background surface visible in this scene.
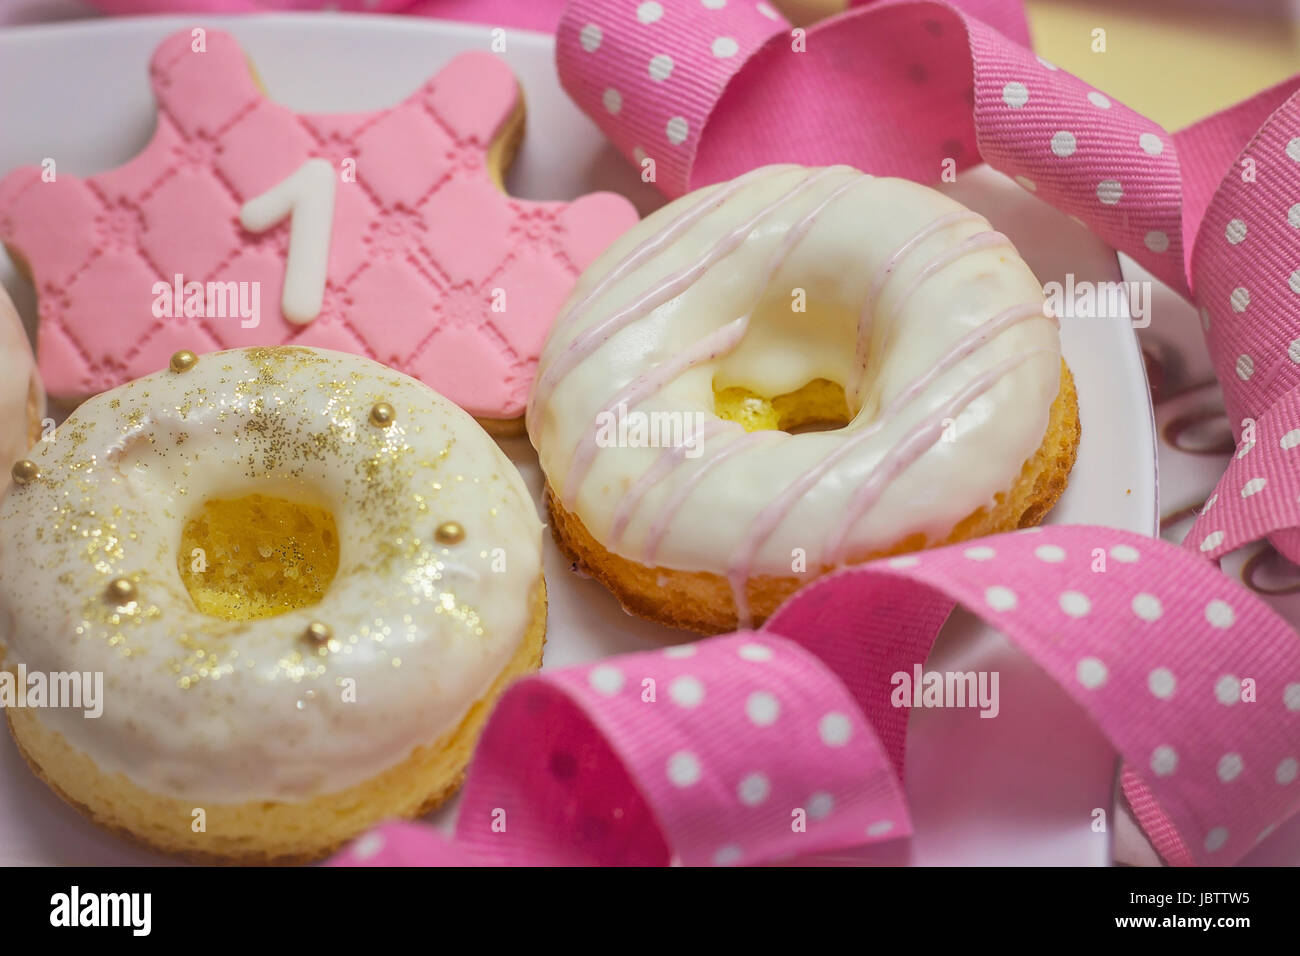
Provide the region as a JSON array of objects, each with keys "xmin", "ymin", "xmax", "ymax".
[{"xmin": 779, "ymin": 0, "xmax": 1300, "ymax": 129}]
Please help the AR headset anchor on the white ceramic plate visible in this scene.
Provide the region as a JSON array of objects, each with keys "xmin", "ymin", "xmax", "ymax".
[{"xmin": 0, "ymin": 14, "xmax": 1156, "ymax": 866}]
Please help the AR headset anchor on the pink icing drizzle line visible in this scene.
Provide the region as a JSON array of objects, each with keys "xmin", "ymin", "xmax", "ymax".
[
  {"xmin": 525, "ymin": 167, "xmax": 784, "ymax": 436},
  {"xmin": 607, "ymin": 417, "xmax": 733, "ymax": 548},
  {"xmin": 724, "ymin": 302, "xmax": 1048, "ymax": 627},
  {"xmin": 608, "ymin": 171, "xmax": 871, "ymax": 555},
  {"xmin": 850, "ymin": 216, "xmax": 1005, "ymax": 405},
  {"xmin": 643, "ymin": 428, "xmax": 783, "ymax": 564},
  {"xmin": 562, "ymin": 315, "xmax": 754, "ymax": 506},
  {"xmin": 534, "ymin": 167, "xmax": 838, "ymax": 440},
  {"xmin": 879, "ymin": 230, "xmax": 1013, "ymax": 325},
  {"xmin": 824, "ymin": 347, "xmax": 1058, "ymax": 563},
  {"xmin": 862, "ymin": 210, "xmax": 986, "ymax": 313},
  {"xmin": 551, "ymin": 166, "xmax": 780, "ymax": 335},
  {"xmin": 760, "ymin": 170, "xmax": 869, "ymax": 276}
]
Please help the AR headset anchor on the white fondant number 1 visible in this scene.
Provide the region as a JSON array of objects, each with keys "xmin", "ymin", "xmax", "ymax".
[{"xmin": 239, "ymin": 158, "xmax": 337, "ymax": 325}]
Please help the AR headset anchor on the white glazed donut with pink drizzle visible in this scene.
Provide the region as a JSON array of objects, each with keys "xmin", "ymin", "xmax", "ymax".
[{"xmin": 527, "ymin": 164, "xmax": 1079, "ymax": 634}]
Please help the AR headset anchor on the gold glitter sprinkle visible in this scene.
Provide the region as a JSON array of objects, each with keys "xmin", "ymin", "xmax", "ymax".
[
  {"xmin": 105, "ymin": 577, "xmax": 137, "ymax": 604},
  {"xmin": 169, "ymin": 349, "xmax": 199, "ymax": 373},
  {"xmin": 10, "ymin": 459, "xmax": 39, "ymax": 485},
  {"xmin": 435, "ymin": 521, "xmax": 465, "ymax": 544},
  {"xmin": 5, "ymin": 345, "xmax": 516, "ymax": 698}
]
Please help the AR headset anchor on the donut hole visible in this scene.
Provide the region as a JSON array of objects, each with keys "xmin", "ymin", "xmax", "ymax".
[
  {"xmin": 178, "ymin": 494, "xmax": 339, "ymax": 621},
  {"xmin": 712, "ymin": 378, "xmax": 851, "ymax": 434}
]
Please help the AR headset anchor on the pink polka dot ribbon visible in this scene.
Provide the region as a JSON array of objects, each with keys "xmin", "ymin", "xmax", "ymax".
[
  {"xmin": 332, "ymin": 629, "xmax": 912, "ymax": 867},
  {"xmin": 330, "ymin": 527, "xmax": 1300, "ymax": 867},
  {"xmin": 557, "ymin": 0, "xmax": 1186, "ymax": 290},
  {"xmin": 1183, "ymin": 82, "xmax": 1300, "ymax": 566},
  {"xmin": 326, "ymin": 0, "xmax": 1300, "ymax": 867}
]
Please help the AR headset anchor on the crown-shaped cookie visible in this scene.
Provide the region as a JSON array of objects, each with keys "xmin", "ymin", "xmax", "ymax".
[{"xmin": 0, "ymin": 27, "xmax": 638, "ymax": 420}]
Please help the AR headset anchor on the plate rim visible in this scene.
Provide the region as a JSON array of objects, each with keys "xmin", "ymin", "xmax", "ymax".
[{"xmin": 0, "ymin": 12, "xmax": 1160, "ymax": 868}]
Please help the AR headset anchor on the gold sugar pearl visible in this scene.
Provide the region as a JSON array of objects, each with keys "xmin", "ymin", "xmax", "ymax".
[
  {"xmin": 305, "ymin": 621, "xmax": 332, "ymax": 645},
  {"xmin": 368, "ymin": 402, "xmax": 396, "ymax": 428},
  {"xmin": 169, "ymin": 350, "xmax": 199, "ymax": 373},
  {"xmin": 10, "ymin": 459, "xmax": 39, "ymax": 486},
  {"xmin": 105, "ymin": 577, "xmax": 137, "ymax": 604},
  {"xmin": 435, "ymin": 521, "xmax": 465, "ymax": 545}
]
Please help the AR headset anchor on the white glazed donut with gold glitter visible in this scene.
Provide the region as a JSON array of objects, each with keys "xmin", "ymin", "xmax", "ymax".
[
  {"xmin": 528, "ymin": 164, "xmax": 1078, "ymax": 634},
  {"xmin": 0, "ymin": 346, "xmax": 545, "ymax": 863},
  {"xmin": 0, "ymin": 283, "xmax": 44, "ymax": 474}
]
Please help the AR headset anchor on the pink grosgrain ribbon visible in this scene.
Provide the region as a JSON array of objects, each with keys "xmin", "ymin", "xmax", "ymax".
[
  {"xmin": 331, "ymin": 528, "xmax": 1300, "ymax": 867},
  {"xmin": 327, "ymin": 0, "xmax": 1300, "ymax": 866}
]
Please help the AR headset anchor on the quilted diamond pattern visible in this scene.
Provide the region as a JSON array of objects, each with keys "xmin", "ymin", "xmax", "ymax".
[
  {"xmin": 0, "ymin": 27, "xmax": 640, "ymax": 419},
  {"xmin": 343, "ymin": 257, "xmax": 441, "ymax": 364},
  {"xmin": 2, "ymin": 172, "xmax": 102, "ymax": 285},
  {"xmin": 418, "ymin": 176, "xmax": 514, "ymax": 287},
  {"xmin": 214, "ymin": 100, "xmax": 319, "ymax": 198},
  {"xmin": 353, "ymin": 103, "xmax": 456, "ymax": 210},
  {"xmin": 138, "ymin": 170, "xmax": 242, "ymax": 279}
]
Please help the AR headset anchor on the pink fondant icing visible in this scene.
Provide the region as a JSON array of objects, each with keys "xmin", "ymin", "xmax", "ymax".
[{"xmin": 0, "ymin": 28, "xmax": 639, "ymax": 418}]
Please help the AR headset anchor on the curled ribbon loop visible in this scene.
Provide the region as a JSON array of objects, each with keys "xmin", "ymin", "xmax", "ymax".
[
  {"xmin": 1184, "ymin": 85, "xmax": 1300, "ymax": 565},
  {"xmin": 327, "ymin": 0, "xmax": 1300, "ymax": 866},
  {"xmin": 557, "ymin": 0, "xmax": 1186, "ymax": 292},
  {"xmin": 332, "ymin": 528, "xmax": 1300, "ymax": 867}
]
